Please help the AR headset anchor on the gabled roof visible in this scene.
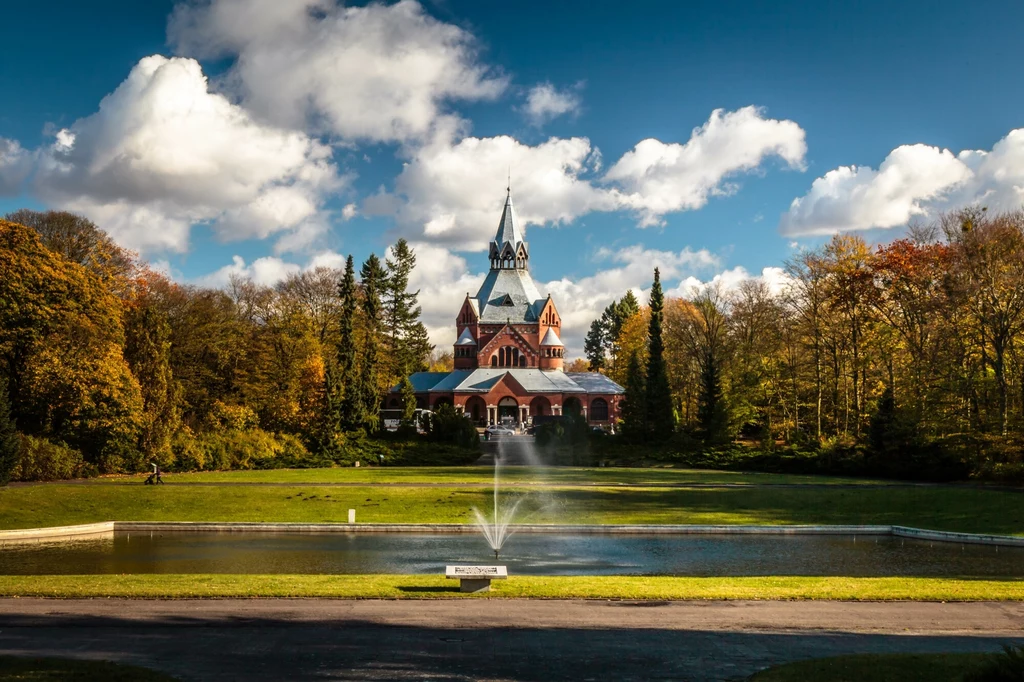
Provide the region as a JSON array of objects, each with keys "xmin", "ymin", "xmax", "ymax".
[
  {"xmin": 397, "ymin": 370, "xmax": 624, "ymax": 396},
  {"xmin": 564, "ymin": 372, "xmax": 625, "ymax": 394},
  {"xmin": 540, "ymin": 327, "xmax": 563, "ymax": 346},
  {"xmin": 455, "ymin": 328, "xmax": 477, "ymax": 345}
]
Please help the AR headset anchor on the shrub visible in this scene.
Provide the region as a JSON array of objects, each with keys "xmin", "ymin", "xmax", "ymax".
[
  {"xmin": 167, "ymin": 428, "xmax": 313, "ymax": 472},
  {"xmin": 12, "ymin": 435, "xmax": 85, "ymax": 481},
  {"xmin": 965, "ymin": 645, "xmax": 1024, "ymax": 682},
  {"xmin": 428, "ymin": 404, "xmax": 480, "ymax": 450}
]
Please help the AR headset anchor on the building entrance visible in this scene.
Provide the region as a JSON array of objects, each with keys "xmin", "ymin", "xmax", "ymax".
[{"xmin": 498, "ymin": 397, "xmax": 519, "ymax": 425}]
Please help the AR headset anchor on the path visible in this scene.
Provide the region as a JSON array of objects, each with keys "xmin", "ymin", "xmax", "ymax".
[{"xmin": 2, "ymin": 599, "xmax": 1021, "ymax": 681}]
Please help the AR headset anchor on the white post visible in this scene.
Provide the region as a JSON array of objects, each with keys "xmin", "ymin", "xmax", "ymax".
[{"xmin": 348, "ymin": 509, "xmax": 356, "ymax": 524}]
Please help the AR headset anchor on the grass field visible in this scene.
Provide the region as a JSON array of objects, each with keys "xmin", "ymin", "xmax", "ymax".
[
  {"xmin": 2, "ymin": 469, "xmax": 1023, "ymax": 534},
  {"xmin": 748, "ymin": 653, "xmax": 995, "ymax": 682},
  {"xmin": 1, "ymin": 575, "xmax": 1022, "ymax": 600}
]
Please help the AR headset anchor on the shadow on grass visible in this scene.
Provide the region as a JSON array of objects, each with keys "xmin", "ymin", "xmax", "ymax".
[{"xmin": 395, "ymin": 585, "xmax": 461, "ymax": 594}]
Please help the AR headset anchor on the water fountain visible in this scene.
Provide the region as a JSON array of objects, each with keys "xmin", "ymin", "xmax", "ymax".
[{"xmin": 471, "ymin": 451, "xmax": 523, "ymax": 560}]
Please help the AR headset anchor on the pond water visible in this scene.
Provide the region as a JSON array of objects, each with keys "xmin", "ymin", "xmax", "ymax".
[{"xmin": 2, "ymin": 532, "xmax": 1022, "ymax": 577}]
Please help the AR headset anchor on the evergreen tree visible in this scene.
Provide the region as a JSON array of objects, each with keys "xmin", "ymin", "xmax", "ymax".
[
  {"xmin": 400, "ymin": 376, "xmax": 417, "ymax": 425},
  {"xmin": 123, "ymin": 303, "xmax": 179, "ymax": 460},
  {"xmin": 334, "ymin": 255, "xmax": 360, "ymax": 432},
  {"xmin": 697, "ymin": 347, "xmax": 728, "ymax": 444},
  {"xmin": 644, "ymin": 268, "xmax": 675, "ymax": 440},
  {"xmin": 384, "ymin": 240, "xmax": 433, "ymax": 378},
  {"xmin": 611, "ymin": 291, "xmax": 640, "ymax": 339},
  {"xmin": 0, "ymin": 377, "xmax": 18, "ymax": 485},
  {"xmin": 619, "ymin": 351, "xmax": 647, "ymax": 440},
  {"xmin": 584, "ymin": 319, "xmax": 607, "ymax": 371},
  {"xmin": 358, "ymin": 254, "xmax": 387, "ymax": 432}
]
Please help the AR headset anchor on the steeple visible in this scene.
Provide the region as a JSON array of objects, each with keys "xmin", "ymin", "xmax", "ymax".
[{"xmin": 488, "ymin": 186, "xmax": 529, "ymax": 270}]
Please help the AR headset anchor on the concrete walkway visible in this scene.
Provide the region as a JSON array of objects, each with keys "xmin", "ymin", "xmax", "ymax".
[{"xmin": 1, "ymin": 599, "xmax": 1021, "ymax": 681}]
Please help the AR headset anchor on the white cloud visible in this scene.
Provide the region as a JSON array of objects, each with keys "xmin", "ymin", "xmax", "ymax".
[
  {"xmin": 0, "ymin": 138, "xmax": 32, "ymax": 195},
  {"xmin": 365, "ymin": 122, "xmax": 613, "ymax": 250},
  {"xmin": 673, "ymin": 265, "xmax": 793, "ymax": 299},
  {"xmin": 34, "ymin": 55, "xmax": 343, "ymax": 253},
  {"xmin": 341, "ymin": 203, "xmax": 358, "ymax": 220},
  {"xmin": 781, "ymin": 129, "xmax": 1024, "ymax": 236},
  {"xmin": 369, "ymin": 107, "xmax": 806, "ymax": 248},
  {"xmin": 194, "ymin": 254, "xmax": 302, "ymax": 288},
  {"xmin": 168, "ymin": 0, "xmax": 506, "ymax": 143},
  {"xmin": 606, "ymin": 106, "xmax": 807, "ymax": 227},
  {"xmin": 521, "ymin": 82, "xmax": 581, "ymax": 126}
]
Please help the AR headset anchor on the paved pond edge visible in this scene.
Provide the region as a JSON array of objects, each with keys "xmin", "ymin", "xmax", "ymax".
[{"xmin": 3, "ymin": 522, "xmax": 1023, "ymax": 548}]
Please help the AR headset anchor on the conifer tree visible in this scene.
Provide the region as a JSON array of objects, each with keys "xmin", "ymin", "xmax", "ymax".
[
  {"xmin": 333, "ymin": 255, "xmax": 359, "ymax": 432},
  {"xmin": 0, "ymin": 378, "xmax": 18, "ymax": 485},
  {"xmin": 619, "ymin": 351, "xmax": 647, "ymax": 440},
  {"xmin": 644, "ymin": 268, "xmax": 675, "ymax": 440},
  {"xmin": 124, "ymin": 303, "xmax": 179, "ymax": 460},
  {"xmin": 358, "ymin": 254, "xmax": 387, "ymax": 432},
  {"xmin": 400, "ymin": 376, "xmax": 417, "ymax": 425},
  {"xmin": 384, "ymin": 240, "xmax": 433, "ymax": 378},
  {"xmin": 584, "ymin": 319, "xmax": 607, "ymax": 371},
  {"xmin": 697, "ymin": 346, "xmax": 728, "ymax": 444}
]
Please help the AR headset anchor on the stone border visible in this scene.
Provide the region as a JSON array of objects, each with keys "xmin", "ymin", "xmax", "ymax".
[{"xmin": 3, "ymin": 521, "xmax": 1024, "ymax": 548}]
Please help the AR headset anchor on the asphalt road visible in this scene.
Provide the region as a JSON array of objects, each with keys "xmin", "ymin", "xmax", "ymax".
[{"xmin": 1, "ymin": 599, "xmax": 1021, "ymax": 681}]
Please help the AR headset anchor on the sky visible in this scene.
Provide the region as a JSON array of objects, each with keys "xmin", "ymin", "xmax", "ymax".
[{"xmin": 2, "ymin": 0, "xmax": 1024, "ymax": 355}]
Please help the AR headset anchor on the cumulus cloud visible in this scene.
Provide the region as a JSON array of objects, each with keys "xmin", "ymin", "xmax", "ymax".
[
  {"xmin": 521, "ymin": 82, "xmax": 581, "ymax": 126},
  {"xmin": 781, "ymin": 129, "xmax": 1024, "ymax": 236},
  {"xmin": 364, "ymin": 122, "xmax": 614, "ymax": 250},
  {"xmin": 194, "ymin": 254, "xmax": 302, "ymax": 288},
  {"xmin": 34, "ymin": 55, "xmax": 343, "ymax": 253},
  {"xmin": 168, "ymin": 0, "xmax": 506, "ymax": 143},
  {"xmin": 673, "ymin": 265, "xmax": 793, "ymax": 299},
  {"xmin": 369, "ymin": 107, "xmax": 806, "ymax": 248},
  {"xmin": 606, "ymin": 106, "xmax": 807, "ymax": 227},
  {"xmin": 0, "ymin": 138, "xmax": 32, "ymax": 195}
]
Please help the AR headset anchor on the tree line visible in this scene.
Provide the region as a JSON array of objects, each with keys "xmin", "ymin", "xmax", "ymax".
[
  {"xmin": 586, "ymin": 209, "xmax": 1024, "ymax": 481},
  {"xmin": 0, "ymin": 210, "xmax": 452, "ymax": 483}
]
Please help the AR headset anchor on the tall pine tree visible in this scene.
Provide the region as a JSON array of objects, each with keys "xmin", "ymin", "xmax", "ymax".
[
  {"xmin": 384, "ymin": 239, "xmax": 432, "ymax": 379},
  {"xmin": 619, "ymin": 351, "xmax": 647, "ymax": 440},
  {"xmin": 644, "ymin": 268, "xmax": 675, "ymax": 440},
  {"xmin": 584, "ymin": 319, "xmax": 607, "ymax": 371},
  {"xmin": 333, "ymin": 255, "xmax": 360, "ymax": 432},
  {"xmin": 358, "ymin": 254, "xmax": 387, "ymax": 432},
  {"xmin": 0, "ymin": 377, "xmax": 18, "ymax": 485}
]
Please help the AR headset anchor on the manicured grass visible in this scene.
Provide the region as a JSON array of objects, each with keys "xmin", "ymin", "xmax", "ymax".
[
  {"xmin": 0, "ymin": 656, "xmax": 178, "ymax": 681},
  {"xmin": 1, "ymin": 575, "xmax": 1022, "ymax": 600},
  {"xmin": 100, "ymin": 466, "xmax": 891, "ymax": 486},
  {"xmin": 748, "ymin": 653, "xmax": 991, "ymax": 682},
  {"xmin": 2, "ymin": 481, "xmax": 1023, "ymax": 534}
]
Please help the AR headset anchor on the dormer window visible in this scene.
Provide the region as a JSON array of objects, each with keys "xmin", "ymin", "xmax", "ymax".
[{"xmin": 499, "ymin": 294, "xmax": 514, "ymax": 306}]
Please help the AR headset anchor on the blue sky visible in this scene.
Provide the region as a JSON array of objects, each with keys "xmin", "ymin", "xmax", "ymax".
[{"xmin": 2, "ymin": 0, "xmax": 1024, "ymax": 353}]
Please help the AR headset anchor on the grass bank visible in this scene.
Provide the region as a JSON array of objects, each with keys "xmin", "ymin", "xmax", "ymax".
[
  {"xmin": 1, "ymin": 575, "xmax": 1022, "ymax": 600},
  {"xmin": 748, "ymin": 652, "xmax": 997, "ymax": 682},
  {"xmin": 2, "ymin": 480, "xmax": 1023, "ymax": 534}
]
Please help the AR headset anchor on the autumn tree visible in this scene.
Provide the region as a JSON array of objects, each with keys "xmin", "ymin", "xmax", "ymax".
[
  {"xmin": 0, "ymin": 377, "xmax": 17, "ymax": 485},
  {"xmin": 123, "ymin": 301, "xmax": 179, "ymax": 461}
]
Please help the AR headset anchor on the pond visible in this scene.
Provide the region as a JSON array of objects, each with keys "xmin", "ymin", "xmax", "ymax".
[{"xmin": 2, "ymin": 531, "xmax": 1022, "ymax": 577}]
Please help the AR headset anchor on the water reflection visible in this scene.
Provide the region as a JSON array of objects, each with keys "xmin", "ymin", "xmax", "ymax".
[{"xmin": 1, "ymin": 532, "xmax": 1021, "ymax": 577}]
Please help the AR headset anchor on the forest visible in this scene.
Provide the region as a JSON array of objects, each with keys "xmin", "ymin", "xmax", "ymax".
[
  {"xmin": 0, "ymin": 210, "xmax": 470, "ymax": 484},
  {"xmin": 2, "ymin": 208, "xmax": 1024, "ymax": 483},
  {"xmin": 585, "ymin": 209, "xmax": 1024, "ymax": 482}
]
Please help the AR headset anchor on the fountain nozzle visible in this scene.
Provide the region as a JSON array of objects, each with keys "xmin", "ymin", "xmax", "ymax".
[{"xmin": 494, "ymin": 549, "xmax": 500, "ymax": 561}]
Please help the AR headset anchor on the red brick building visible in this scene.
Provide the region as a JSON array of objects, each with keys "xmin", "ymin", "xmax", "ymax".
[{"xmin": 393, "ymin": 188, "xmax": 624, "ymax": 428}]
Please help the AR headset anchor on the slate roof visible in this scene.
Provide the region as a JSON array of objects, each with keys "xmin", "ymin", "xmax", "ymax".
[
  {"xmin": 396, "ymin": 369, "xmax": 623, "ymax": 395},
  {"xmin": 492, "ymin": 189, "xmax": 526, "ymax": 250},
  {"xmin": 472, "ymin": 268, "xmax": 545, "ymax": 323},
  {"xmin": 539, "ymin": 327, "xmax": 563, "ymax": 346},
  {"xmin": 455, "ymin": 328, "xmax": 477, "ymax": 345}
]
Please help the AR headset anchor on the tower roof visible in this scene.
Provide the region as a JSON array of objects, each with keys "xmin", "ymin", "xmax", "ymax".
[
  {"xmin": 540, "ymin": 327, "xmax": 563, "ymax": 347},
  {"xmin": 493, "ymin": 187, "xmax": 525, "ymax": 248}
]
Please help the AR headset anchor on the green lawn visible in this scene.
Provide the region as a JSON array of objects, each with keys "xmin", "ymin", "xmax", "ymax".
[
  {"xmin": 1, "ymin": 575, "xmax": 1022, "ymax": 600},
  {"xmin": 77, "ymin": 466, "xmax": 893, "ymax": 486},
  {"xmin": 0, "ymin": 656, "xmax": 177, "ymax": 681},
  {"xmin": 748, "ymin": 653, "xmax": 996, "ymax": 682},
  {"xmin": 2, "ymin": 479, "xmax": 1023, "ymax": 534}
]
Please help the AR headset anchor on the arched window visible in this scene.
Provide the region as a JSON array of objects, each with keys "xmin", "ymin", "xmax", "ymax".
[
  {"xmin": 590, "ymin": 398, "xmax": 609, "ymax": 422},
  {"xmin": 491, "ymin": 355, "xmax": 498, "ymax": 367},
  {"xmin": 495, "ymin": 346, "xmax": 522, "ymax": 368}
]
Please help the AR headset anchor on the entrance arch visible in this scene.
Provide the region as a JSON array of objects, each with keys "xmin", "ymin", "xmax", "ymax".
[
  {"xmin": 464, "ymin": 396, "xmax": 486, "ymax": 424},
  {"xmin": 530, "ymin": 396, "xmax": 551, "ymax": 417},
  {"xmin": 563, "ymin": 396, "xmax": 583, "ymax": 416},
  {"xmin": 498, "ymin": 397, "xmax": 519, "ymax": 425}
]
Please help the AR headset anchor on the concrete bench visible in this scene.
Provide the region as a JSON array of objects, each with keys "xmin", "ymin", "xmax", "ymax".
[{"xmin": 445, "ymin": 565, "xmax": 508, "ymax": 593}]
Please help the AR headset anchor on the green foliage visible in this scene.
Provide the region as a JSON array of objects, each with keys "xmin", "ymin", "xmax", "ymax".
[
  {"xmin": 399, "ymin": 376, "xmax": 417, "ymax": 424},
  {"xmin": 384, "ymin": 239, "xmax": 433, "ymax": 379},
  {"xmin": 620, "ymin": 351, "xmax": 647, "ymax": 440},
  {"xmin": 0, "ymin": 380, "xmax": 17, "ymax": 485},
  {"xmin": 357, "ymin": 254, "xmax": 387, "ymax": 432},
  {"xmin": 11, "ymin": 435, "xmax": 85, "ymax": 481},
  {"xmin": 206, "ymin": 401, "xmax": 260, "ymax": 431},
  {"xmin": 645, "ymin": 268, "xmax": 675, "ymax": 440},
  {"xmin": 965, "ymin": 645, "xmax": 1024, "ymax": 682},
  {"xmin": 428, "ymin": 403, "xmax": 480, "ymax": 450},
  {"xmin": 584, "ymin": 319, "xmax": 607, "ymax": 371},
  {"xmin": 124, "ymin": 302, "xmax": 179, "ymax": 460},
  {"xmin": 169, "ymin": 428, "xmax": 312, "ymax": 471},
  {"xmin": 696, "ymin": 345, "xmax": 729, "ymax": 444}
]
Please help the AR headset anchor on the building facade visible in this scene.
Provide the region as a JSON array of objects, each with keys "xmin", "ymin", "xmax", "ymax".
[{"xmin": 392, "ymin": 188, "xmax": 624, "ymax": 428}]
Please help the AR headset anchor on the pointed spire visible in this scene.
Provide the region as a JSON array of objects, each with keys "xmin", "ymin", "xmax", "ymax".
[{"xmin": 489, "ymin": 183, "xmax": 529, "ymax": 270}]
